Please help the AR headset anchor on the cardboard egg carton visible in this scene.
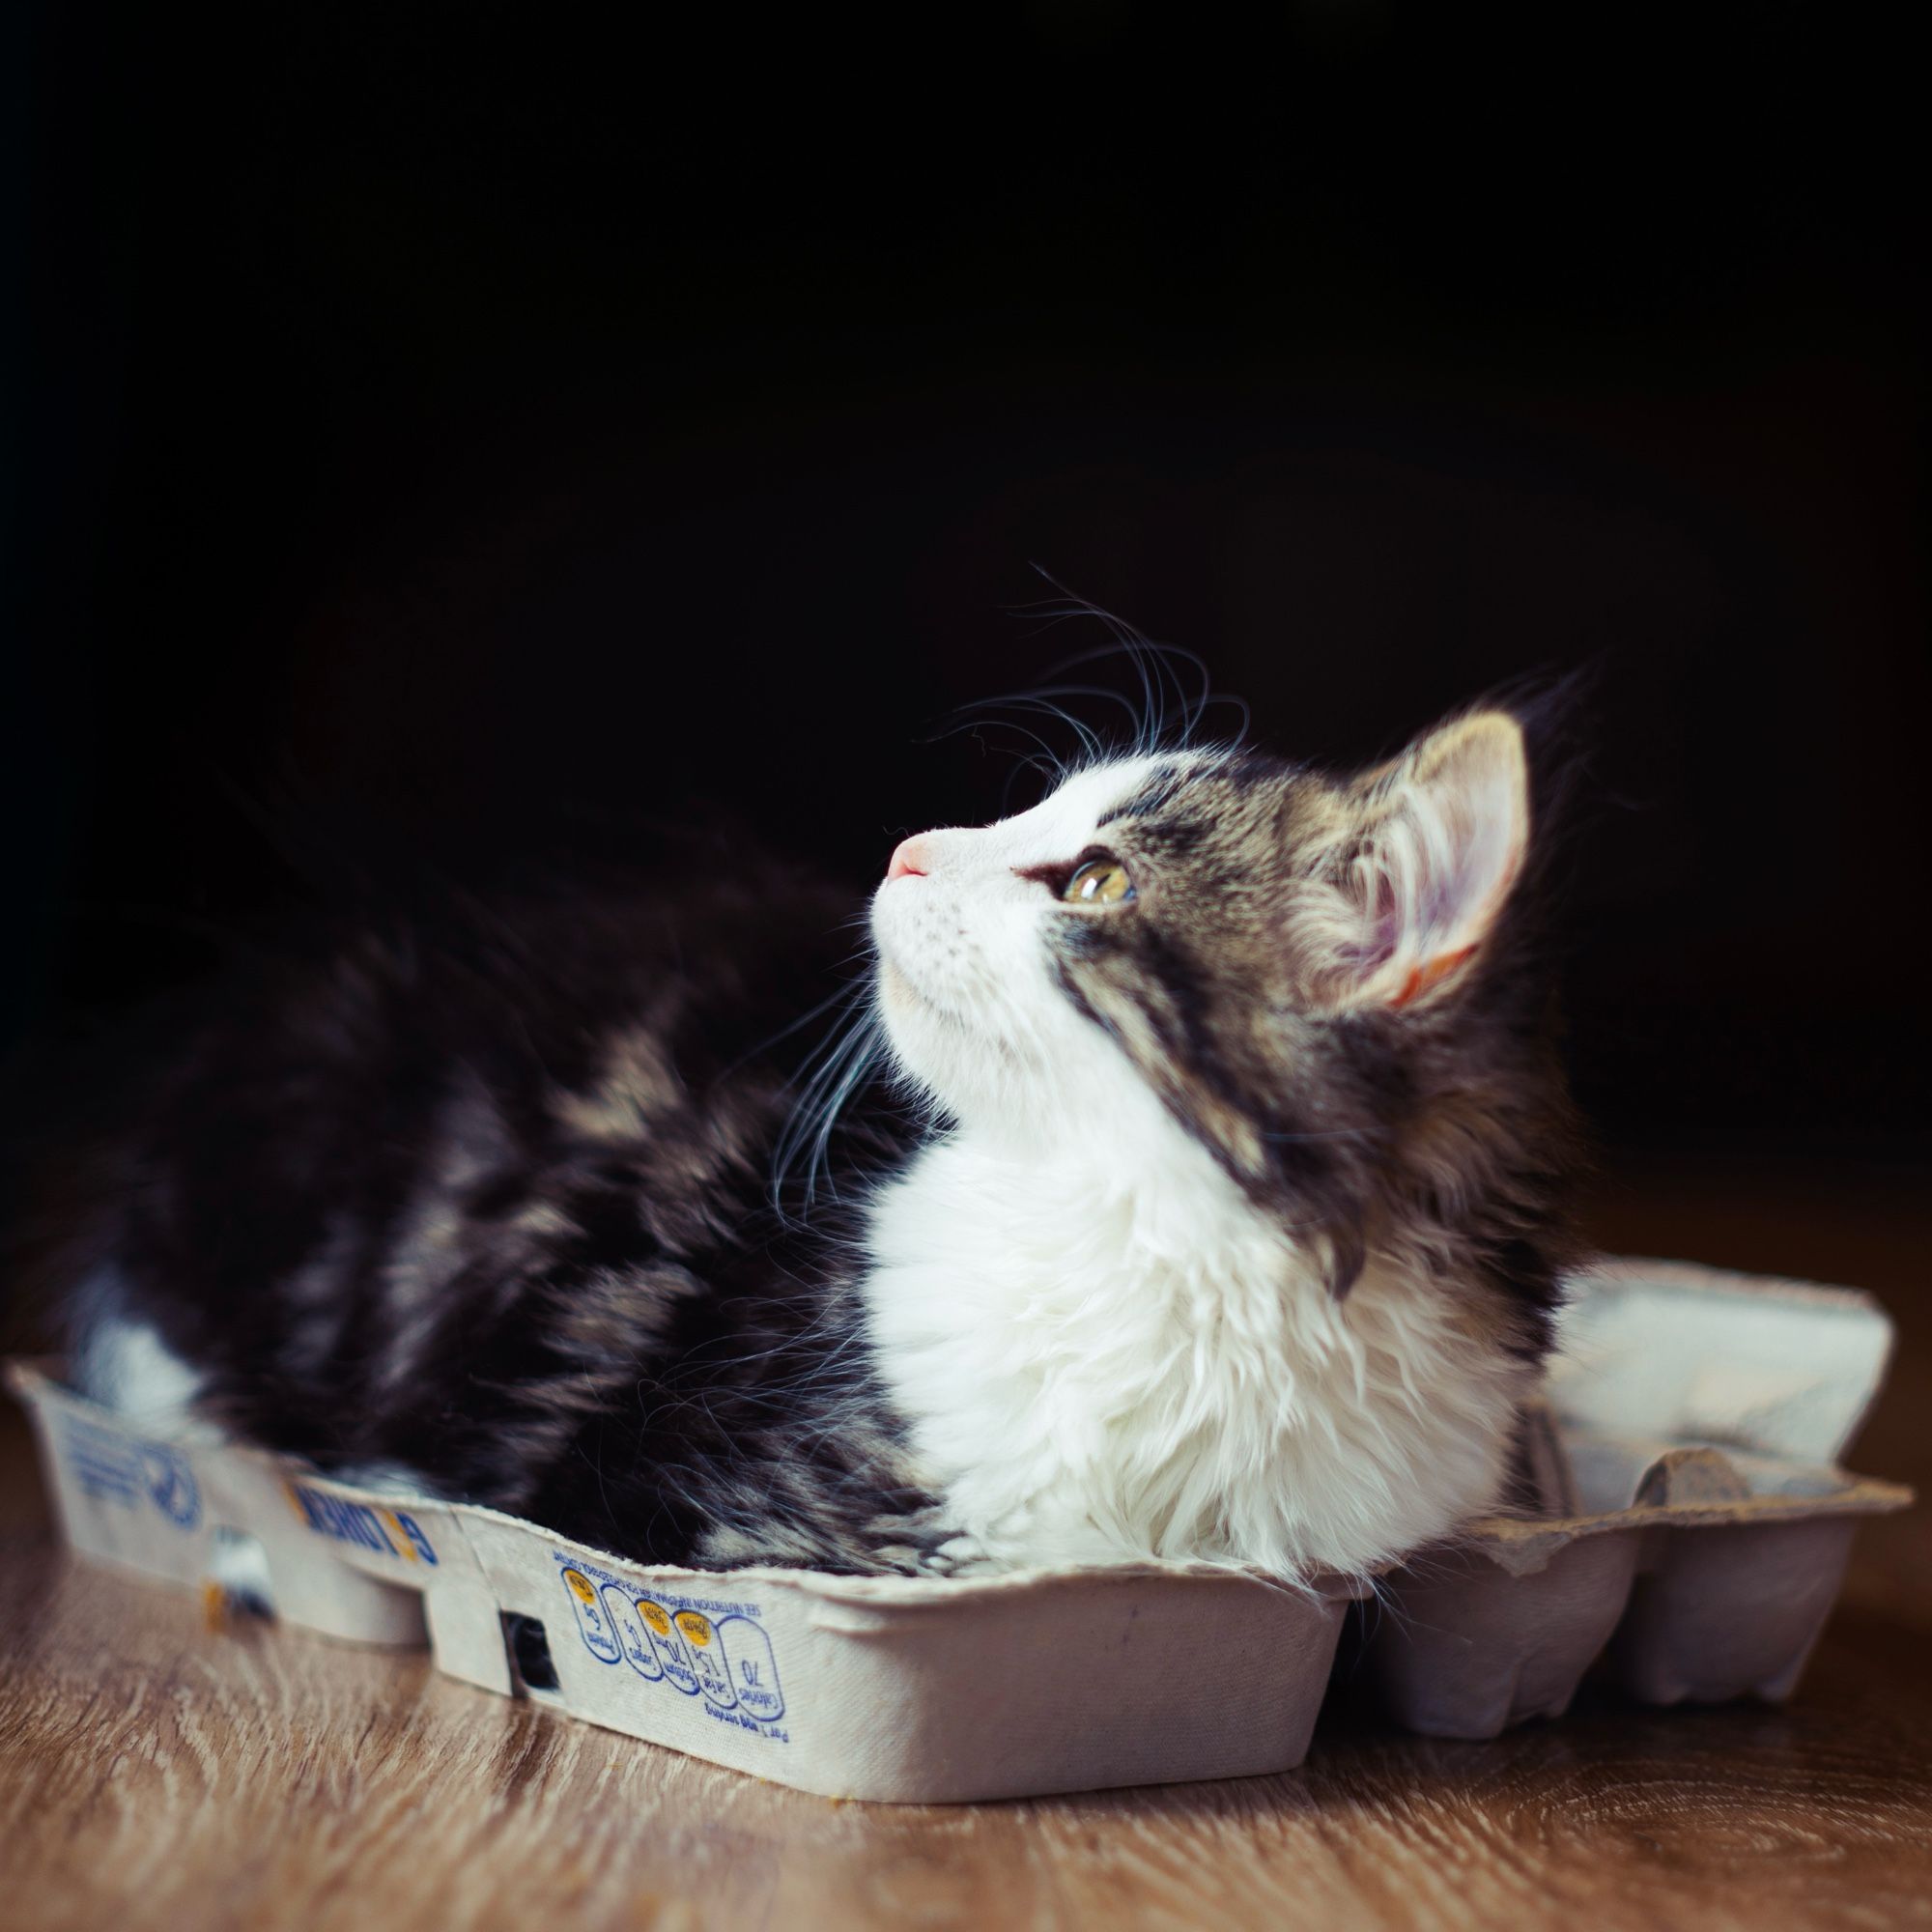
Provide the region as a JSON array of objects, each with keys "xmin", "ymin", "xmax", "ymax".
[
  {"xmin": 5, "ymin": 1258, "xmax": 1912, "ymax": 1804},
  {"xmin": 1354, "ymin": 1258, "xmax": 1911, "ymax": 1737}
]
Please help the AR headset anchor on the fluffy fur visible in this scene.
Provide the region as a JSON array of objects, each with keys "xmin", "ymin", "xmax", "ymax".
[{"xmin": 51, "ymin": 702, "xmax": 1579, "ymax": 1583}]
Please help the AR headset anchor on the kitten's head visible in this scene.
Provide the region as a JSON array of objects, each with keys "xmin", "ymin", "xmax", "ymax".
[{"xmin": 870, "ymin": 705, "xmax": 1577, "ymax": 1341}]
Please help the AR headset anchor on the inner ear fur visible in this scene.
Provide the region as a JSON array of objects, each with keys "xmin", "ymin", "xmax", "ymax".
[{"xmin": 1328, "ymin": 708, "xmax": 1531, "ymax": 1010}]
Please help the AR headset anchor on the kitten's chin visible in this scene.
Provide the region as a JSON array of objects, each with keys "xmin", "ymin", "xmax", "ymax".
[
  {"xmin": 874, "ymin": 952, "xmax": 933, "ymax": 1045},
  {"xmin": 874, "ymin": 957, "xmax": 1011, "ymax": 1122},
  {"xmin": 876, "ymin": 952, "xmax": 978, "ymax": 1035},
  {"xmin": 876, "ymin": 954, "xmax": 918, "ymax": 1010},
  {"xmin": 875, "ymin": 955, "xmax": 938, "ymax": 1041},
  {"xmin": 875, "ymin": 957, "xmax": 957, "ymax": 1091}
]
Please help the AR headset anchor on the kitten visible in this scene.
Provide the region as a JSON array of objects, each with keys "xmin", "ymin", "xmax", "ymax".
[{"xmin": 56, "ymin": 703, "xmax": 1578, "ymax": 1581}]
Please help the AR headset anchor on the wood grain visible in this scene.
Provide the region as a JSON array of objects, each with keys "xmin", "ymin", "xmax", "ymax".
[{"xmin": 2, "ymin": 1161, "xmax": 1928, "ymax": 1932}]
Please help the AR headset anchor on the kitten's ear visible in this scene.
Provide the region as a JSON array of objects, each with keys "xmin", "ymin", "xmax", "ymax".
[{"xmin": 1325, "ymin": 709, "xmax": 1530, "ymax": 1010}]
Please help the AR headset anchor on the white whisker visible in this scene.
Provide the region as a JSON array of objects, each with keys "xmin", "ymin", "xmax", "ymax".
[{"xmin": 769, "ymin": 985, "xmax": 887, "ymax": 1222}]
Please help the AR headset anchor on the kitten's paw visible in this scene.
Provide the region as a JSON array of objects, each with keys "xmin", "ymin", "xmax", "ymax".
[{"xmin": 921, "ymin": 1533, "xmax": 1000, "ymax": 1577}]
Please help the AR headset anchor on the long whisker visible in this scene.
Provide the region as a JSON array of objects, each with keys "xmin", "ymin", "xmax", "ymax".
[
  {"xmin": 1024, "ymin": 633, "xmax": 1218, "ymax": 740},
  {"xmin": 1004, "ymin": 576, "xmax": 1237, "ymax": 759},
  {"xmin": 917, "ymin": 711, "xmax": 1071, "ymax": 780},
  {"xmin": 983, "ymin": 695, "xmax": 1106, "ymax": 767},
  {"xmin": 991, "ymin": 684, "xmax": 1148, "ymax": 754},
  {"xmin": 1018, "ymin": 569, "xmax": 1171, "ymax": 746},
  {"xmin": 917, "ymin": 575, "xmax": 1255, "ymax": 785},
  {"xmin": 998, "ymin": 747, "xmax": 1057, "ymax": 814},
  {"xmin": 1203, "ymin": 689, "xmax": 1253, "ymax": 749},
  {"xmin": 769, "ymin": 986, "xmax": 887, "ymax": 1223},
  {"xmin": 724, "ymin": 949, "xmax": 874, "ymax": 1080}
]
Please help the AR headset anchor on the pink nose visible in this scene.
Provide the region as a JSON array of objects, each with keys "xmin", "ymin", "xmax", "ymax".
[{"xmin": 887, "ymin": 835, "xmax": 933, "ymax": 881}]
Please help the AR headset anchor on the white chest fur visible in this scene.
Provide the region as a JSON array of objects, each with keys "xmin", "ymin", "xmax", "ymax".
[{"xmin": 861, "ymin": 1121, "xmax": 1529, "ymax": 1580}]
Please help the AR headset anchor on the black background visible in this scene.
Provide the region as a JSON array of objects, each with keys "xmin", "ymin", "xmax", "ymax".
[{"xmin": 8, "ymin": 4, "xmax": 1927, "ymax": 1164}]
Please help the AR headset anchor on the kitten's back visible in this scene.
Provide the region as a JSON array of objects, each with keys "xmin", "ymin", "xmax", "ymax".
[{"xmin": 54, "ymin": 863, "xmax": 938, "ymax": 1571}]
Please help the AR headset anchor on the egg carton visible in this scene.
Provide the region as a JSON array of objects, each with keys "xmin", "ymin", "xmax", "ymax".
[
  {"xmin": 6, "ymin": 1258, "xmax": 1911, "ymax": 1804},
  {"xmin": 1355, "ymin": 1259, "xmax": 1911, "ymax": 1737}
]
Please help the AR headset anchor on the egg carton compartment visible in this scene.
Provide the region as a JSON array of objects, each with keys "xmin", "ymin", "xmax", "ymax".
[
  {"xmin": 5, "ymin": 1257, "xmax": 1913, "ymax": 1803},
  {"xmin": 1355, "ymin": 1422, "xmax": 1907, "ymax": 1739},
  {"xmin": 1353, "ymin": 1256, "xmax": 1912, "ymax": 1739}
]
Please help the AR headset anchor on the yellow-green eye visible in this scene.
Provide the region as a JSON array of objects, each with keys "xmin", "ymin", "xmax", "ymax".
[{"xmin": 1063, "ymin": 858, "xmax": 1135, "ymax": 906}]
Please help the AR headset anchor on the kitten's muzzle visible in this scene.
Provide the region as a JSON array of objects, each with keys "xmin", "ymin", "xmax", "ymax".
[{"xmin": 886, "ymin": 835, "xmax": 934, "ymax": 882}]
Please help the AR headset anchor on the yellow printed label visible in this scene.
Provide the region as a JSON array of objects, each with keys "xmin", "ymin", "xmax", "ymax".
[
  {"xmin": 380, "ymin": 1509, "xmax": 418, "ymax": 1561},
  {"xmin": 675, "ymin": 1610, "xmax": 712, "ymax": 1648},
  {"xmin": 639, "ymin": 1600, "xmax": 671, "ymax": 1637},
  {"xmin": 564, "ymin": 1568, "xmax": 597, "ymax": 1605}
]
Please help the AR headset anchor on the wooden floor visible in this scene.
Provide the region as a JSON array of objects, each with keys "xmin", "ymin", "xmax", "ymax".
[{"xmin": 3, "ymin": 1158, "xmax": 1928, "ymax": 1932}]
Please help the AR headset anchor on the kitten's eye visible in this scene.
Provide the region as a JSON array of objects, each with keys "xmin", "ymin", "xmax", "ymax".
[{"xmin": 1062, "ymin": 858, "xmax": 1135, "ymax": 906}]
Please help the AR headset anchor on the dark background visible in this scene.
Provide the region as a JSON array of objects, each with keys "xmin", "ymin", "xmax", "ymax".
[{"xmin": 7, "ymin": 4, "xmax": 1926, "ymax": 1169}]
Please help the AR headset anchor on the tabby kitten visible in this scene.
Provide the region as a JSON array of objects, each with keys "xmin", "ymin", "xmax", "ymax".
[{"xmin": 66, "ymin": 703, "xmax": 1577, "ymax": 1581}]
